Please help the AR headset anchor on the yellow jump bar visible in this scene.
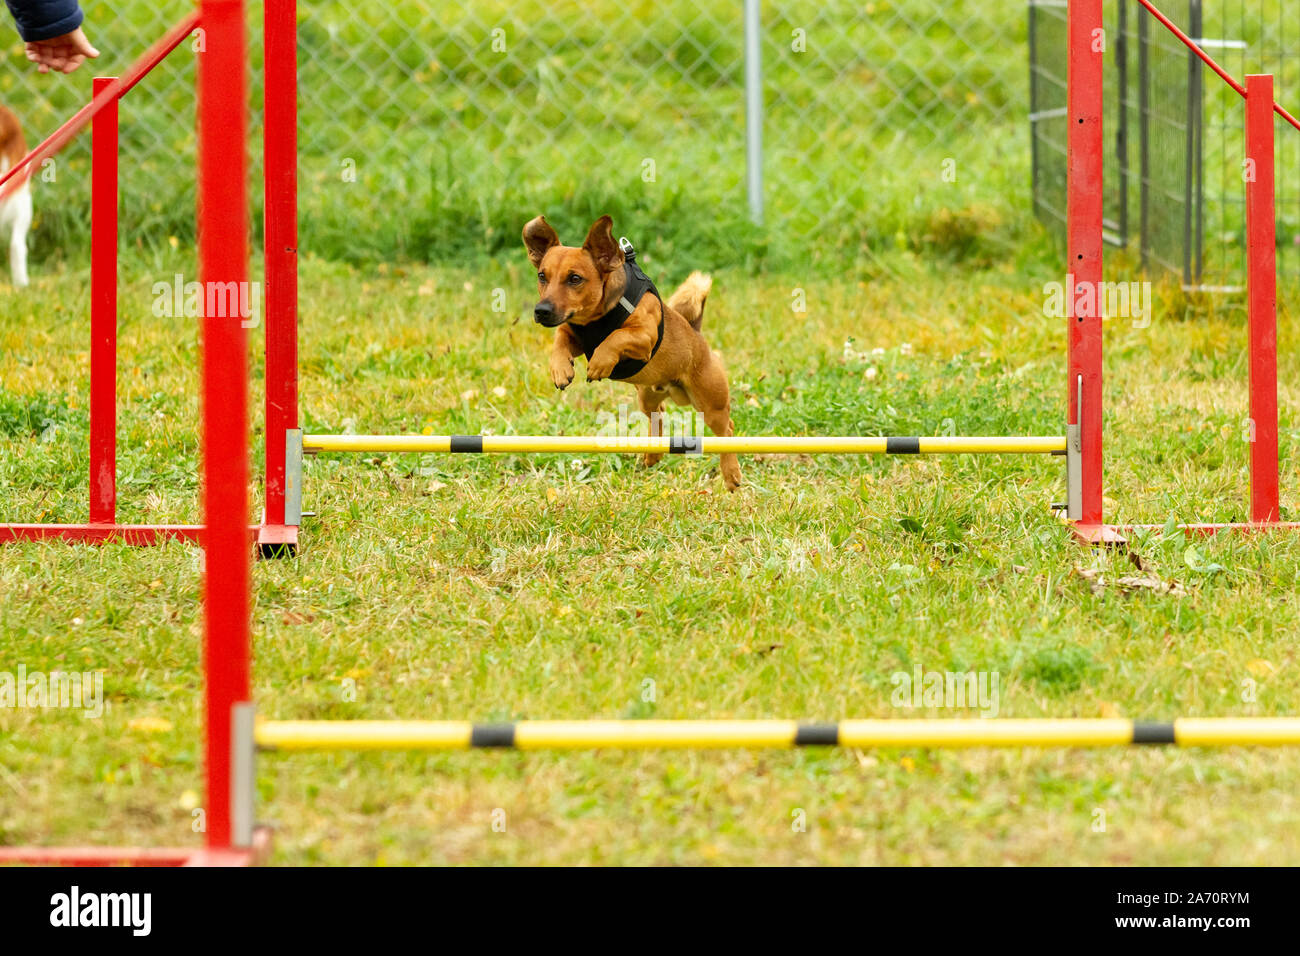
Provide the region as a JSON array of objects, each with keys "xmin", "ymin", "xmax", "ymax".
[
  {"xmin": 302, "ymin": 435, "xmax": 1067, "ymax": 455},
  {"xmin": 254, "ymin": 718, "xmax": 1300, "ymax": 751}
]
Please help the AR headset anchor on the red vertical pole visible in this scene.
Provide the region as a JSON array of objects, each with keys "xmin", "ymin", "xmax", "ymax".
[
  {"xmin": 197, "ymin": 0, "xmax": 250, "ymax": 849},
  {"xmin": 1245, "ymin": 74, "xmax": 1280, "ymax": 524},
  {"xmin": 262, "ymin": 0, "xmax": 299, "ymax": 534},
  {"xmin": 1067, "ymin": 0, "xmax": 1105, "ymax": 526},
  {"xmin": 89, "ymin": 77, "xmax": 118, "ymax": 525}
]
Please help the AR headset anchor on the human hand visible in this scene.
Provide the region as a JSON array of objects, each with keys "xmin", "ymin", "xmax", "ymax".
[{"xmin": 25, "ymin": 27, "xmax": 99, "ymax": 74}]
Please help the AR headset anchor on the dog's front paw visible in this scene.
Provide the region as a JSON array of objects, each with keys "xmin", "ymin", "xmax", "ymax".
[
  {"xmin": 550, "ymin": 358, "xmax": 575, "ymax": 390},
  {"xmin": 585, "ymin": 349, "xmax": 618, "ymax": 382}
]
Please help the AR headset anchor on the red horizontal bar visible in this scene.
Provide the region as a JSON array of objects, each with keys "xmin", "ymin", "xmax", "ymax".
[
  {"xmin": 1135, "ymin": 0, "xmax": 1300, "ymax": 133},
  {"xmin": 0, "ymin": 10, "xmax": 200, "ymax": 204},
  {"xmin": 0, "ymin": 847, "xmax": 200, "ymax": 866},
  {"xmin": 0, "ymin": 523, "xmax": 270, "ymax": 546},
  {"xmin": 0, "ymin": 523, "xmax": 204, "ymax": 545},
  {"xmin": 1276, "ymin": 103, "xmax": 1300, "ymax": 135},
  {"xmin": 1073, "ymin": 521, "xmax": 1300, "ymax": 545},
  {"xmin": 0, "ymin": 830, "xmax": 269, "ymax": 866}
]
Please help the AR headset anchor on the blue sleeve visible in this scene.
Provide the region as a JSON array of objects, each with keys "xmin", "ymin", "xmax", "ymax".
[{"xmin": 4, "ymin": 0, "xmax": 83, "ymax": 42}]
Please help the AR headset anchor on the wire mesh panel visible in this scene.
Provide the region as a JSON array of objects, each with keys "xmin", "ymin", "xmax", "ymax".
[
  {"xmin": 1030, "ymin": 0, "xmax": 1299, "ymax": 287},
  {"xmin": 1029, "ymin": 0, "xmax": 1132, "ymax": 248},
  {"xmin": 1197, "ymin": 0, "xmax": 1300, "ymax": 288},
  {"xmin": 1031, "ymin": 0, "xmax": 1194, "ymax": 276},
  {"xmin": 1134, "ymin": 0, "xmax": 1197, "ymax": 281},
  {"xmin": 1029, "ymin": 1, "xmax": 1069, "ymax": 238}
]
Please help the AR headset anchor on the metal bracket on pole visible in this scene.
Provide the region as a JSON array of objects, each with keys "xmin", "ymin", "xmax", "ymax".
[
  {"xmin": 230, "ymin": 702, "xmax": 256, "ymax": 849},
  {"xmin": 1066, "ymin": 374, "xmax": 1083, "ymax": 520},
  {"xmin": 284, "ymin": 427, "xmax": 303, "ymax": 525}
]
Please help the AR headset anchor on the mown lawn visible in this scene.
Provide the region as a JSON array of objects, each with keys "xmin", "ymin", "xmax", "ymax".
[{"xmin": 2, "ymin": 243, "xmax": 1298, "ymax": 864}]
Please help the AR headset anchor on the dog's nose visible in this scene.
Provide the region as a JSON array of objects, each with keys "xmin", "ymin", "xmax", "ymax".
[{"xmin": 534, "ymin": 302, "xmax": 557, "ymax": 324}]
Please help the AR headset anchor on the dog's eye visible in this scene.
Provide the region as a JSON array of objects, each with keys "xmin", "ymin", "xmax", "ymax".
[
  {"xmin": 537, "ymin": 272, "xmax": 546, "ymax": 283},
  {"xmin": 566, "ymin": 273, "xmax": 584, "ymax": 286}
]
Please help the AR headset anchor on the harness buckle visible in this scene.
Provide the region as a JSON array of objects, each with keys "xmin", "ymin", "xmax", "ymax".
[{"xmin": 618, "ymin": 236, "xmax": 636, "ymax": 259}]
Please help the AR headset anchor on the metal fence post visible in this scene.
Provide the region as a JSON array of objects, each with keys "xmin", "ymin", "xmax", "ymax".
[
  {"xmin": 1138, "ymin": 4, "xmax": 1150, "ymax": 271},
  {"xmin": 1029, "ymin": 2, "xmax": 1040, "ymax": 217},
  {"xmin": 1190, "ymin": 0, "xmax": 1204, "ymax": 283},
  {"xmin": 744, "ymin": 0, "xmax": 764, "ymax": 225},
  {"xmin": 1116, "ymin": 0, "xmax": 1129, "ymax": 248},
  {"xmin": 1181, "ymin": 0, "xmax": 1201, "ymax": 285}
]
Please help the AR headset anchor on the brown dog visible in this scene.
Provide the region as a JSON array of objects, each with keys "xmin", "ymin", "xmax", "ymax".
[{"xmin": 523, "ymin": 214, "xmax": 740, "ymax": 491}]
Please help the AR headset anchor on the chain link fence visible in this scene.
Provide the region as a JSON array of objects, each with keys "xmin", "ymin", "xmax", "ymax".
[
  {"xmin": 3, "ymin": 1, "xmax": 1027, "ymax": 273},
  {"xmin": 1199, "ymin": 0, "xmax": 1300, "ymax": 288}
]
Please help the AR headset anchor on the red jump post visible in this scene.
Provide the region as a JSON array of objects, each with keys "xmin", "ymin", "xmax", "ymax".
[
  {"xmin": 89, "ymin": 77, "xmax": 117, "ymax": 525},
  {"xmin": 1245, "ymin": 74, "xmax": 1280, "ymax": 524},
  {"xmin": 1066, "ymin": 0, "xmax": 1107, "ymax": 538},
  {"xmin": 259, "ymin": 0, "xmax": 301, "ymax": 554},
  {"xmin": 198, "ymin": 0, "xmax": 253, "ymax": 851}
]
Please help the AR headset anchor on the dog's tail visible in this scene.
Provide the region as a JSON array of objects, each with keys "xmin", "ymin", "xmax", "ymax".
[
  {"xmin": 667, "ymin": 271, "xmax": 711, "ymax": 331},
  {"xmin": 0, "ymin": 106, "xmax": 27, "ymax": 181}
]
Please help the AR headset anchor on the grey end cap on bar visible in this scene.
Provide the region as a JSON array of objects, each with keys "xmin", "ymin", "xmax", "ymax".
[
  {"xmin": 1066, "ymin": 375, "xmax": 1082, "ymax": 521},
  {"xmin": 285, "ymin": 428, "xmax": 303, "ymax": 525},
  {"xmin": 231, "ymin": 702, "xmax": 257, "ymax": 849}
]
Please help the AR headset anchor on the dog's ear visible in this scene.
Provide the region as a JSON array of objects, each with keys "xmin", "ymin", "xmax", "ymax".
[
  {"xmin": 523, "ymin": 216, "xmax": 561, "ymax": 269},
  {"xmin": 582, "ymin": 215, "xmax": 623, "ymax": 274}
]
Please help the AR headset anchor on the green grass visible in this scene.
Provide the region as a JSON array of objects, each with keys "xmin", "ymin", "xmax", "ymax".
[
  {"xmin": 2, "ymin": 239, "xmax": 1300, "ymax": 864},
  {"xmin": 3, "ymin": 0, "xmax": 1300, "ymax": 866}
]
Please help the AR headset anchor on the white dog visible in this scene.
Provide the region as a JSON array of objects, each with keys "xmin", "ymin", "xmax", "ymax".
[{"xmin": 0, "ymin": 105, "xmax": 32, "ymax": 287}]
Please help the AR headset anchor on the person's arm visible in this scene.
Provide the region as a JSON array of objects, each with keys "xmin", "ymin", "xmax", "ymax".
[
  {"xmin": 6, "ymin": 0, "xmax": 82, "ymax": 42},
  {"xmin": 5, "ymin": 0, "xmax": 98, "ymax": 74}
]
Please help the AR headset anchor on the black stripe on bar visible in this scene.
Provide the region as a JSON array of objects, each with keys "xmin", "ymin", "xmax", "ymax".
[
  {"xmin": 885, "ymin": 437, "xmax": 921, "ymax": 454},
  {"xmin": 450, "ymin": 435, "xmax": 484, "ymax": 453},
  {"xmin": 470, "ymin": 723, "xmax": 517, "ymax": 747},
  {"xmin": 1051, "ymin": 449, "xmax": 1067, "ymax": 456},
  {"xmin": 1131, "ymin": 722, "xmax": 1176, "ymax": 745},
  {"xmin": 669, "ymin": 435, "xmax": 703, "ymax": 455},
  {"xmin": 794, "ymin": 723, "xmax": 840, "ymax": 746}
]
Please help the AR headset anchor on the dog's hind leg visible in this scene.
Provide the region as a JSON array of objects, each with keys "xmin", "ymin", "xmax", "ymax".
[
  {"xmin": 689, "ymin": 360, "xmax": 741, "ymax": 491},
  {"xmin": 700, "ymin": 403, "xmax": 741, "ymax": 491},
  {"xmin": 637, "ymin": 386, "xmax": 667, "ymax": 468}
]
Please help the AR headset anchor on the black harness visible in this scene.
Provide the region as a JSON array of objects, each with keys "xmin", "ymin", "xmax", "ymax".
[{"xmin": 569, "ymin": 239, "xmax": 664, "ymax": 380}]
